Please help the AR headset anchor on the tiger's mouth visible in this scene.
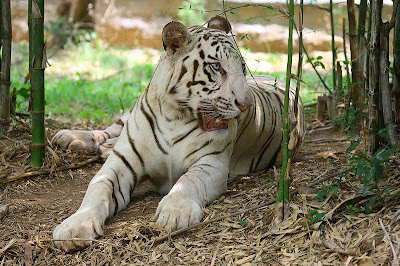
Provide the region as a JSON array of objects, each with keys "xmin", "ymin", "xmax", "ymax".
[{"xmin": 198, "ymin": 111, "xmax": 234, "ymax": 131}]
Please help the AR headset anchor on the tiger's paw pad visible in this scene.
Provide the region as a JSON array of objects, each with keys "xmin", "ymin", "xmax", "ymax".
[
  {"xmin": 52, "ymin": 130, "xmax": 105, "ymax": 151},
  {"xmin": 53, "ymin": 211, "xmax": 103, "ymax": 252},
  {"xmin": 155, "ymin": 196, "xmax": 202, "ymax": 232}
]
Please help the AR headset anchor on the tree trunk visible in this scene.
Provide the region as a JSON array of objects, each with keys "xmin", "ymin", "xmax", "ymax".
[
  {"xmin": 394, "ymin": 5, "xmax": 400, "ymax": 125},
  {"xmin": 0, "ymin": 0, "xmax": 12, "ymax": 130},
  {"xmin": 317, "ymin": 95, "xmax": 327, "ymax": 121},
  {"xmin": 368, "ymin": 0, "xmax": 383, "ymax": 154},
  {"xmin": 30, "ymin": 0, "xmax": 46, "ymax": 167},
  {"xmin": 379, "ymin": 28, "xmax": 397, "ymax": 146},
  {"xmin": 347, "ymin": 0, "xmax": 365, "ymax": 129}
]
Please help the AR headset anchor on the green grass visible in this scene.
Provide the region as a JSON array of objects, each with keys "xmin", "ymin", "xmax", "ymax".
[
  {"xmin": 11, "ymin": 41, "xmax": 156, "ymax": 124},
  {"xmin": 10, "ymin": 40, "xmax": 328, "ymax": 124}
]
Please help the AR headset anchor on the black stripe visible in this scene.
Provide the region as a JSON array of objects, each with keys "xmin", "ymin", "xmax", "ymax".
[
  {"xmin": 144, "ymin": 90, "xmax": 163, "ymax": 134},
  {"xmin": 103, "ymin": 131, "xmax": 111, "ymax": 139},
  {"xmin": 140, "ymin": 103, "xmax": 168, "ymax": 154},
  {"xmin": 249, "ymin": 157, "xmax": 255, "ymax": 173},
  {"xmin": 113, "ymin": 149, "xmax": 137, "ymax": 189},
  {"xmin": 195, "ymin": 141, "xmax": 232, "ymax": 163},
  {"xmin": 184, "ymin": 140, "xmax": 212, "ymax": 160},
  {"xmin": 192, "ymin": 60, "xmax": 199, "ymax": 81},
  {"xmin": 111, "ymin": 168, "xmax": 126, "ymax": 204},
  {"xmin": 252, "ymin": 89, "xmax": 268, "ymax": 140},
  {"xmin": 266, "ymin": 137, "xmax": 283, "ymax": 169},
  {"xmin": 116, "ymin": 119, "xmax": 124, "ymax": 126},
  {"xmin": 97, "ymin": 180, "xmax": 118, "ymax": 215},
  {"xmin": 236, "ymin": 105, "xmax": 255, "ymax": 142},
  {"xmin": 178, "ymin": 65, "xmax": 187, "ymax": 82},
  {"xmin": 173, "ymin": 125, "xmax": 198, "ymax": 144},
  {"xmin": 126, "ymin": 120, "xmax": 145, "ymax": 168}
]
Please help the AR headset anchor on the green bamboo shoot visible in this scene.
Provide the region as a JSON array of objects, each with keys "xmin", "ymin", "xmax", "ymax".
[
  {"xmin": 276, "ymin": 0, "xmax": 294, "ymax": 204},
  {"xmin": 30, "ymin": 0, "xmax": 46, "ymax": 167}
]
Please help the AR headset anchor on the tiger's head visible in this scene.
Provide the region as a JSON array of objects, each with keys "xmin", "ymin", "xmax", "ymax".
[{"xmin": 152, "ymin": 16, "xmax": 253, "ymax": 131}]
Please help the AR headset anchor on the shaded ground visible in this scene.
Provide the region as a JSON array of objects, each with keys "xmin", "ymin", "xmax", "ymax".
[{"xmin": 0, "ymin": 116, "xmax": 400, "ymax": 265}]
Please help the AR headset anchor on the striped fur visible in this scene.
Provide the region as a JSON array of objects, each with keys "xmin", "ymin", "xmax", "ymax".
[{"xmin": 52, "ymin": 19, "xmax": 305, "ymax": 252}]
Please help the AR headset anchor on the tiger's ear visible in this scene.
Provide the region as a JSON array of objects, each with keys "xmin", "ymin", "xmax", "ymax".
[
  {"xmin": 162, "ymin": 21, "xmax": 189, "ymax": 55},
  {"xmin": 207, "ymin": 16, "xmax": 231, "ymax": 34}
]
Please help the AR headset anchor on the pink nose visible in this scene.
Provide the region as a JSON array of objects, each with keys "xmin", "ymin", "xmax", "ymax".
[{"xmin": 236, "ymin": 101, "xmax": 250, "ymax": 112}]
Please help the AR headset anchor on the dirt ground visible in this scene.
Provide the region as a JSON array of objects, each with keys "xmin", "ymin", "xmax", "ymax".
[{"xmin": 1, "ymin": 115, "xmax": 400, "ymax": 265}]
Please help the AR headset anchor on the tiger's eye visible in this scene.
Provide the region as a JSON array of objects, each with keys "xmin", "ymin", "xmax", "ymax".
[{"xmin": 211, "ymin": 63, "xmax": 220, "ymax": 71}]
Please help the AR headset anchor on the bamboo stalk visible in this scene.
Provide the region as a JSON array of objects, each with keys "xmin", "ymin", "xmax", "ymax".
[
  {"xmin": 0, "ymin": 0, "xmax": 12, "ymax": 130},
  {"xmin": 294, "ymin": 0, "xmax": 304, "ymax": 117},
  {"xmin": 393, "ymin": 2, "xmax": 400, "ymax": 125},
  {"xmin": 343, "ymin": 18, "xmax": 352, "ymax": 123},
  {"xmin": 329, "ymin": 0, "xmax": 337, "ymax": 92},
  {"xmin": 30, "ymin": 0, "xmax": 46, "ymax": 167},
  {"xmin": 276, "ymin": 0, "xmax": 294, "ymax": 206},
  {"xmin": 368, "ymin": 0, "xmax": 382, "ymax": 154},
  {"xmin": 379, "ymin": 29, "xmax": 397, "ymax": 146},
  {"xmin": 347, "ymin": 0, "xmax": 365, "ymax": 130}
]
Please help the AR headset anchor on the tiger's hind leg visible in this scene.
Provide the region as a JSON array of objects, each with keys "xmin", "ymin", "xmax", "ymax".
[{"xmin": 52, "ymin": 112, "xmax": 130, "ymax": 156}]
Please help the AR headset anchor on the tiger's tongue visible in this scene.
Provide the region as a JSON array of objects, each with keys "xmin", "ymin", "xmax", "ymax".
[{"xmin": 200, "ymin": 112, "xmax": 228, "ymax": 131}]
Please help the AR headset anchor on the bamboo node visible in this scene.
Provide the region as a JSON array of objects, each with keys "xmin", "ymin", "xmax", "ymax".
[
  {"xmin": 31, "ymin": 143, "xmax": 46, "ymax": 148},
  {"xmin": 30, "ymin": 111, "xmax": 45, "ymax": 114}
]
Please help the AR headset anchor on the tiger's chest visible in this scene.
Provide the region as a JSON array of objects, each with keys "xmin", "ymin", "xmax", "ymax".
[{"xmin": 129, "ymin": 110, "xmax": 236, "ymax": 193}]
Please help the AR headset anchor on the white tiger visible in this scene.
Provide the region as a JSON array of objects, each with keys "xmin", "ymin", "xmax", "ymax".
[{"xmin": 52, "ymin": 16, "xmax": 305, "ymax": 251}]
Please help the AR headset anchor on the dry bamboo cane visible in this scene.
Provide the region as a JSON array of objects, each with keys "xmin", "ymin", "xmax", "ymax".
[
  {"xmin": 347, "ymin": 0, "xmax": 365, "ymax": 130},
  {"xmin": 30, "ymin": 0, "xmax": 46, "ymax": 167},
  {"xmin": 357, "ymin": 0, "xmax": 368, "ymax": 78},
  {"xmin": 368, "ymin": 0, "xmax": 383, "ymax": 154},
  {"xmin": 379, "ymin": 29, "xmax": 397, "ymax": 146},
  {"xmin": 393, "ymin": 2, "xmax": 400, "ymax": 125},
  {"xmin": 0, "ymin": 0, "xmax": 12, "ymax": 130}
]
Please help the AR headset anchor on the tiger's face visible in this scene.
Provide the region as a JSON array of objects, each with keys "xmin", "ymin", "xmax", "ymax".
[{"xmin": 158, "ymin": 17, "xmax": 253, "ymax": 131}]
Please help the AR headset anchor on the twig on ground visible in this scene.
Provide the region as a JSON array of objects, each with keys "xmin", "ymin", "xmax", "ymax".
[
  {"xmin": 379, "ymin": 218, "xmax": 398, "ymax": 265},
  {"xmin": 308, "ymin": 167, "xmax": 352, "ymax": 187},
  {"xmin": 305, "ymin": 137, "xmax": 349, "ymax": 143},
  {"xmin": 2, "ymin": 156, "xmax": 100, "ymax": 183},
  {"xmin": 0, "ymin": 239, "xmax": 17, "ymax": 255}
]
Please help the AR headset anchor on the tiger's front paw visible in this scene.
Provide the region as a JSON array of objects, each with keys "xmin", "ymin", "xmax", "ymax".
[
  {"xmin": 53, "ymin": 210, "xmax": 104, "ymax": 252},
  {"xmin": 52, "ymin": 130, "xmax": 106, "ymax": 151},
  {"xmin": 155, "ymin": 195, "xmax": 202, "ymax": 232}
]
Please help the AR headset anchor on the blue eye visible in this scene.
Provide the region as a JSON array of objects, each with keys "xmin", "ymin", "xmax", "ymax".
[{"xmin": 211, "ymin": 63, "xmax": 220, "ymax": 71}]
